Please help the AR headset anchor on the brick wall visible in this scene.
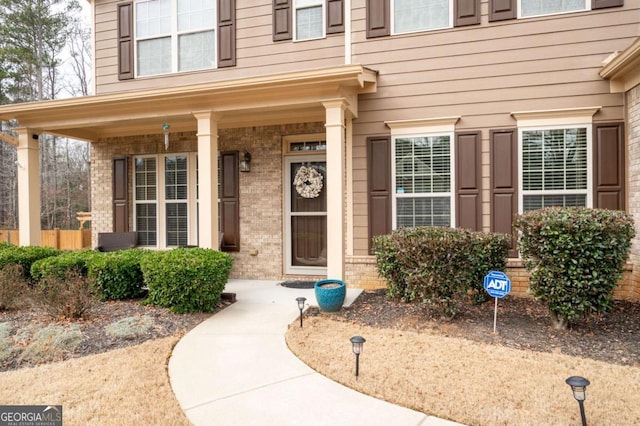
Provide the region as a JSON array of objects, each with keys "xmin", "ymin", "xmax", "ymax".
[
  {"xmin": 628, "ymin": 84, "xmax": 640, "ymax": 301},
  {"xmin": 345, "ymin": 255, "xmax": 637, "ymax": 301},
  {"xmin": 91, "ymin": 122, "xmax": 324, "ymax": 280}
]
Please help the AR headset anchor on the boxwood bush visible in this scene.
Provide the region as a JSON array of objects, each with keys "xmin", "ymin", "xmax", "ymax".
[
  {"xmin": 513, "ymin": 207, "xmax": 634, "ymax": 329},
  {"xmin": 88, "ymin": 249, "xmax": 149, "ymax": 301},
  {"xmin": 141, "ymin": 248, "xmax": 233, "ymax": 313},
  {"xmin": 0, "ymin": 246, "xmax": 60, "ymax": 280},
  {"xmin": 373, "ymin": 227, "xmax": 509, "ymax": 318},
  {"xmin": 30, "ymin": 249, "xmax": 100, "ymax": 281}
]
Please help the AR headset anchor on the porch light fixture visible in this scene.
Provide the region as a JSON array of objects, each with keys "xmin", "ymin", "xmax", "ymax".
[
  {"xmin": 162, "ymin": 123, "xmax": 170, "ymax": 150},
  {"xmin": 566, "ymin": 376, "xmax": 590, "ymax": 426},
  {"xmin": 296, "ymin": 297, "xmax": 306, "ymax": 328},
  {"xmin": 350, "ymin": 336, "xmax": 366, "ymax": 378},
  {"xmin": 240, "ymin": 150, "xmax": 251, "ymax": 172}
]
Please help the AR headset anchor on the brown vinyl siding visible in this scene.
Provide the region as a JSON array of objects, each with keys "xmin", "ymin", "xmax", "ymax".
[
  {"xmin": 350, "ymin": 0, "xmax": 637, "ymax": 254},
  {"xmin": 94, "ymin": 0, "xmax": 344, "ymax": 94}
]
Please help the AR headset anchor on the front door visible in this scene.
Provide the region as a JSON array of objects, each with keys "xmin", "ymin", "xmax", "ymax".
[{"xmin": 285, "ymin": 155, "xmax": 327, "ymax": 275}]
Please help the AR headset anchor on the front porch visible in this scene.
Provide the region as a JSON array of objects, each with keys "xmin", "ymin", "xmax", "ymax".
[{"xmin": 0, "ymin": 65, "xmax": 378, "ymax": 282}]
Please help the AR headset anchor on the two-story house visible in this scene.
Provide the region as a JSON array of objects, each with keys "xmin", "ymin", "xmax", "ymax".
[{"xmin": 0, "ymin": 0, "xmax": 638, "ymax": 299}]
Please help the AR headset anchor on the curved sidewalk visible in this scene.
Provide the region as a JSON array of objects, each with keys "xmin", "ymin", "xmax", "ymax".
[{"xmin": 169, "ymin": 280, "xmax": 463, "ymax": 426}]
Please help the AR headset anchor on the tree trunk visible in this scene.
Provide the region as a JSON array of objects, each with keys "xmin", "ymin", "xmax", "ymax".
[{"xmin": 550, "ymin": 311, "xmax": 569, "ymax": 330}]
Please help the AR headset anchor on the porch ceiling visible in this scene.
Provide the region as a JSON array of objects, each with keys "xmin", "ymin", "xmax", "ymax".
[{"xmin": 0, "ymin": 65, "xmax": 377, "ymax": 142}]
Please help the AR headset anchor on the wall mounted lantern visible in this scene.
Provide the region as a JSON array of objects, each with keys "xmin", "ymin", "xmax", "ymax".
[{"xmin": 240, "ymin": 150, "xmax": 252, "ymax": 172}]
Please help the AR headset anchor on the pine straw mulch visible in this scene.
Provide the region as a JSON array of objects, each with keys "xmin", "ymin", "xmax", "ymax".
[
  {"xmin": 0, "ymin": 298, "xmax": 226, "ymax": 372},
  {"xmin": 305, "ymin": 289, "xmax": 640, "ymax": 367}
]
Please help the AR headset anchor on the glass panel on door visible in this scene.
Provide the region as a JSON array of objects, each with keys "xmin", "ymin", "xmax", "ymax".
[{"xmin": 289, "ymin": 161, "xmax": 327, "ymax": 268}]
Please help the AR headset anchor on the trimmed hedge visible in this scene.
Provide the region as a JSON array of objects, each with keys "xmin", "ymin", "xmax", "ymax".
[
  {"xmin": 0, "ymin": 246, "xmax": 60, "ymax": 280},
  {"xmin": 30, "ymin": 250, "xmax": 100, "ymax": 281},
  {"xmin": 141, "ymin": 248, "xmax": 233, "ymax": 313},
  {"xmin": 373, "ymin": 227, "xmax": 509, "ymax": 318},
  {"xmin": 514, "ymin": 207, "xmax": 635, "ymax": 328},
  {"xmin": 88, "ymin": 249, "xmax": 149, "ymax": 301}
]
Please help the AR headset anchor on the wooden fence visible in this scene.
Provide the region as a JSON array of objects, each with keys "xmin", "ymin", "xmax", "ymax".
[{"xmin": 0, "ymin": 229, "xmax": 92, "ymax": 250}]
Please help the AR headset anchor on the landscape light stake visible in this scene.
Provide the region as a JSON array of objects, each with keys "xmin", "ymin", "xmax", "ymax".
[
  {"xmin": 296, "ymin": 297, "xmax": 306, "ymax": 328},
  {"xmin": 566, "ymin": 376, "xmax": 590, "ymax": 426},
  {"xmin": 350, "ymin": 336, "xmax": 366, "ymax": 379}
]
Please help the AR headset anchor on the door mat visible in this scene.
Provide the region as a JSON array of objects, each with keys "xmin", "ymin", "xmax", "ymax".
[{"xmin": 279, "ymin": 280, "xmax": 316, "ymax": 289}]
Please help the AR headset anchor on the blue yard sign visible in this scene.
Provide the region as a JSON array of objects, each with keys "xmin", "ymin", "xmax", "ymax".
[
  {"xmin": 483, "ymin": 270, "xmax": 511, "ymax": 299},
  {"xmin": 483, "ymin": 271, "xmax": 511, "ymax": 333}
]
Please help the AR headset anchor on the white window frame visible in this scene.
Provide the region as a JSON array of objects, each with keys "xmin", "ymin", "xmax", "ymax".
[
  {"xmin": 134, "ymin": 0, "xmax": 217, "ymax": 77},
  {"xmin": 518, "ymin": 124, "xmax": 592, "ymax": 213},
  {"xmin": 134, "ymin": 155, "xmax": 159, "ymax": 247},
  {"xmin": 391, "ymin": 0, "xmax": 453, "ymax": 35},
  {"xmin": 512, "ymin": 107, "xmax": 599, "ymax": 214},
  {"xmin": 517, "ymin": 0, "xmax": 589, "ymax": 19},
  {"xmin": 133, "ymin": 152, "xmax": 199, "ymax": 248},
  {"xmin": 386, "ymin": 117, "xmax": 459, "ymax": 229},
  {"xmin": 293, "ymin": 0, "xmax": 326, "ymax": 41}
]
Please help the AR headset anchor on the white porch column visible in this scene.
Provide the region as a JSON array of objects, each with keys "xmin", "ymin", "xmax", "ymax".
[
  {"xmin": 323, "ymin": 100, "xmax": 347, "ymax": 279},
  {"xmin": 194, "ymin": 111, "xmax": 219, "ymax": 249},
  {"xmin": 16, "ymin": 128, "xmax": 41, "ymax": 246}
]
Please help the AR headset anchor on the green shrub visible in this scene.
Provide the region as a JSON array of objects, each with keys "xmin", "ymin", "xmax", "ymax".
[
  {"xmin": 88, "ymin": 249, "xmax": 149, "ymax": 301},
  {"xmin": 513, "ymin": 207, "xmax": 635, "ymax": 329},
  {"xmin": 30, "ymin": 249, "xmax": 100, "ymax": 281},
  {"xmin": 0, "ymin": 242, "xmax": 13, "ymax": 251},
  {"xmin": 373, "ymin": 227, "xmax": 510, "ymax": 318},
  {"xmin": 141, "ymin": 248, "xmax": 233, "ymax": 313},
  {"xmin": 35, "ymin": 267, "xmax": 97, "ymax": 319},
  {"xmin": 0, "ymin": 264, "xmax": 29, "ymax": 310},
  {"xmin": 0, "ymin": 246, "xmax": 60, "ymax": 280}
]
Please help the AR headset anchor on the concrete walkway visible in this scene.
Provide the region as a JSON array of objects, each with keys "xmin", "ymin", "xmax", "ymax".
[{"xmin": 169, "ymin": 280, "xmax": 463, "ymax": 426}]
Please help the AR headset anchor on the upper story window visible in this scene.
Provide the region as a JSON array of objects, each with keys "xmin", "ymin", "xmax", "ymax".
[
  {"xmin": 520, "ymin": 126, "xmax": 590, "ymax": 211},
  {"xmin": 519, "ymin": 0, "xmax": 588, "ymax": 18},
  {"xmin": 135, "ymin": 0, "xmax": 216, "ymax": 77},
  {"xmin": 393, "ymin": 0, "xmax": 452, "ymax": 34},
  {"xmin": 295, "ymin": 0, "xmax": 325, "ymax": 40}
]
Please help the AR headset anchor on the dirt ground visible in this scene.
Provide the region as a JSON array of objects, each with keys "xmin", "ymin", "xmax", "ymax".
[
  {"xmin": 0, "ymin": 298, "xmax": 217, "ymax": 371},
  {"xmin": 286, "ymin": 290, "xmax": 640, "ymax": 425},
  {"xmin": 306, "ymin": 289, "xmax": 640, "ymax": 366}
]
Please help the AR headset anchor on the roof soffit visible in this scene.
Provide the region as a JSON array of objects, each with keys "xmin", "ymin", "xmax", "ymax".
[{"xmin": 0, "ymin": 65, "xmax": 378, "ymax": 141}]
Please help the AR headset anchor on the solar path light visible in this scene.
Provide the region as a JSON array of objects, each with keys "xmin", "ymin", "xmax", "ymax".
[
  {"xmin": 350, "ymin": 336, "xmax": 366, "ymax": 378},
  {"xmin": 296, "ymin": 297, "xmax": 306, "ymax": 328},
  {"xmin": 566, "ymin": 376, "xmax": 590, "ymax": 426}
]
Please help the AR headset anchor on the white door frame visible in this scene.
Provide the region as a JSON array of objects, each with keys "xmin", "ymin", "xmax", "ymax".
[{"xmin": 283, "ymin": 154, "xmax": 327, "ymax": 275}]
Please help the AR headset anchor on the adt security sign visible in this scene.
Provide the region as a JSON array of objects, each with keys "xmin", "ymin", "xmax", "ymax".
[{"xmin": 483, "ymin": 271, "xmax": 511, "ymax": 299}]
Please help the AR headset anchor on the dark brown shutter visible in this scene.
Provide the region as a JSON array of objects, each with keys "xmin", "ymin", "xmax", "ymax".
[
  {"xmin": 366, "ymin": 0, "xmax": 390, "ymax": 38},
  {"xmin": 490, "ymin": 129, "xmax": 518, "ymax": 257},
  {"xmin": 367, "ymin": 136, "xmax": 392, "ymax": 253},
  {"xmin": 594, "ymin": 122, "xmax": 625, "ymax": 210},
  {"xmin": 455, "ymin": 131, "xmax": 481, "ymax": 231},
  {"xmin": 327, "ymin": 0, "xmax": 345, "ymax": 34},
  {"xmin": 273, "ymin": 0, "xmax": 292, "ymax": 41},
  {"xmin": 220, "ymin": 151, "xmax": 239, "ymax": 251},
  {"xmin": 454, "ymin": 0, "xmax": 480, "ymax": 27},
  {"xmin": 117, "ymin": 2, "xmax": 134, "ymax": 80},
  {"xmin": 218, "ymin": 0, "xmax": 236, "ymax": 67},
  {"xmin": 112, "ymin": 157, "xmax": 129, "ymax": 232},
  {"xmin": 592, "ymin": 0, "xmax": 623, "ymax": 9},
  {"xmin": 489, "ymin": 0, "xmax": 516, "ymax": 22}
]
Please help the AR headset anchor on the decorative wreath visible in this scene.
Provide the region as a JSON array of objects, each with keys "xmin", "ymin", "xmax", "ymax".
[{"xmin": 294, "ymin": 165, "xmax": 323, "ymax": 199}]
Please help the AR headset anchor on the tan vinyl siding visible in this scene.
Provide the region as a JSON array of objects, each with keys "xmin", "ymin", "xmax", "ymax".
[
  {"xmin": 350, "ymin": 0, "xmax": 638, "ymax": 255},
  {"xmin": 93, "ymin": 0, "xmax": 344, "ymax": 94}
]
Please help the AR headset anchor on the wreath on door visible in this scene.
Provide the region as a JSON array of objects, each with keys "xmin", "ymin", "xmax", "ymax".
[{"xmin": 293, "ymin": 165, "xmax": 323, "ymax": 198}]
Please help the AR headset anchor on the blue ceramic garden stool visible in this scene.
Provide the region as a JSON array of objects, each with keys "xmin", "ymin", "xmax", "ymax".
[{"xmin": 314, "ymin": 279, "xmax": 346, "ymax": 312}]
